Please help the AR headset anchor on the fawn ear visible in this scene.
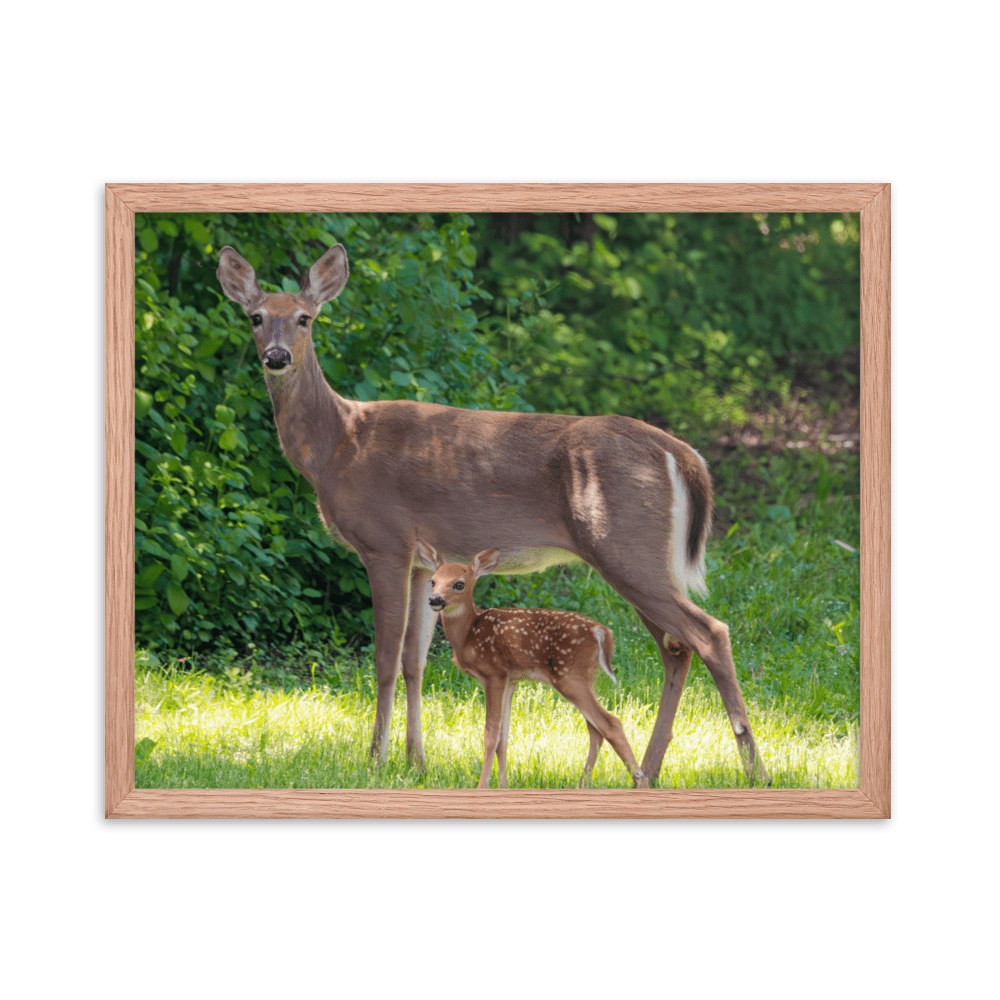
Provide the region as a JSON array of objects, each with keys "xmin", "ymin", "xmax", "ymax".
[
  {"xmin": 217, "ymin": 247, "xmax": 265, "ymax": 310},
  {"xmin": 301, "ymin": 244, "xmax": 349, "ymax": 308},
  {"xmin": 415, "ymin": 539, "xmax": 442, "ymax": 572},
  {"xmin": 470, "ymin": 548, "xmax": 501, "ymax": 579}
]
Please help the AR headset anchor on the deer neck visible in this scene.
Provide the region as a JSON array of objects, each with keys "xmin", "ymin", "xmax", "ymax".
[
  {"xmin": 439, "ymin": 599, "xmax": 483, "ymax": 653},
  {"xmin": 263, "ymin": 344, "xmax": 351, "ymax": 479}
]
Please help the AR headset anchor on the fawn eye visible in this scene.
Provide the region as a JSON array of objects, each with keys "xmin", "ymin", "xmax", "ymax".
[
  {"xmin": 453, "ymin": 581, "xmax": 465, "ymax": 591},
  {"xmin": 298, "ymin": 315, "xmax": 310, "ymax": 327},
  {"xmin": 251, "ymin": 314, "xmax": 262, "ymax": 327}
]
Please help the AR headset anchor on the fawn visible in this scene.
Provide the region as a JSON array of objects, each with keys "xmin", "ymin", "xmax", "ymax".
[{"xmin": 416, "ymin": 541, "xmax": 648, "ymax": 790}]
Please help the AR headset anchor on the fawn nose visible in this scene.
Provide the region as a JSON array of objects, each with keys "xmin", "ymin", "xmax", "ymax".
[
  {"xmin": 263, "ymin": 346, "xmax": 291, "ymax": 370},
  {"xmin": 429, "ymin": 595, "xmax": 445, "ymax": 610}
]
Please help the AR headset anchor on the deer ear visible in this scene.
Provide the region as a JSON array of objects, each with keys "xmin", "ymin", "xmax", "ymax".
[
  {"xmin": 217, "ymin": 247, "xmax": 265, "ymax": 309},
  {"xmin": 415, "ymin": 540, "xmax": 442, "ymax": 572},
  {"xmin": 301, "ymin": 244, "xmax": 349, "ymax": 307},
  {"xmin": 470, "ymin": 548, "xmax": 501, "ymax": 579}
]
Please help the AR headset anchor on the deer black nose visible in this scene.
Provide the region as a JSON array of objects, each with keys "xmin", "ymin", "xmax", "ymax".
[
  {"xmin": 429, "ymin": 596, "xmax": 445, "ymax": 610},
  {"xmin": 263, "ymin": 346, "xmax": 291, "ymax": 370}
]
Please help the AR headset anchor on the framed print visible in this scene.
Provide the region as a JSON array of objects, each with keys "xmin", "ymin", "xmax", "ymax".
[{"xmin": 105, "ymin": 180, "xmax": 893, "ymax": 832}]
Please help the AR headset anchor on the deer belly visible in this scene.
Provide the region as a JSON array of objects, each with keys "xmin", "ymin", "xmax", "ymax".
[{"xmin": 494, "ymin": 546, "xmax": 582, "ymax": 575}]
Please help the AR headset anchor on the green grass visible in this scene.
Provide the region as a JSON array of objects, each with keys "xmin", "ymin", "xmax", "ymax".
[
  {"xmin": 135, "ymin": 664, "xmax": 856, "ymax": 789},
  {"xmin": 136, "ymin": 447, "xmax": 860, "ymax": 790}
]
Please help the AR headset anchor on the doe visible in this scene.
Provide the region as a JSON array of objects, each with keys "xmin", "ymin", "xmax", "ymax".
[
  {"xmin": 417, "ymin": 541, "xmax": 648, "ymax": 790},
  {"xmin": 216, "ymin": 242, "xmax": 768, "ymax": 786}
]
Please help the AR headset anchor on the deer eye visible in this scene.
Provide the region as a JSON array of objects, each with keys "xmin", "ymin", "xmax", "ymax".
[
  {"xmin": 453, "ymin": 581, "xmax": 465, "ymax": 591},
  {"xmin": 298, "ymin": 315, "xmax": 310, "ymax": 327},
  {"xmin": 251, "ymin": 314, "xmax": 262, "ymax": 327}
]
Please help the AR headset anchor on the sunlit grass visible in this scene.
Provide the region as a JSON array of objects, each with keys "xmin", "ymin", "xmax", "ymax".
[{"xmin": 136, "ymin": 661, "xmax": 857, "ymax": 790}]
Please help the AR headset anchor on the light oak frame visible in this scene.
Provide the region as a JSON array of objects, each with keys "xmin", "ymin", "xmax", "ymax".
[{"xmin": 106, "ymin": 183, "xmax": 890, "ymax": 819}]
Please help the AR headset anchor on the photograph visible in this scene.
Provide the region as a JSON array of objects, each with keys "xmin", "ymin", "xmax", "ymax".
[{"xmin": 118, "ymin": 196, "xmax": 878, "ymax": 811}]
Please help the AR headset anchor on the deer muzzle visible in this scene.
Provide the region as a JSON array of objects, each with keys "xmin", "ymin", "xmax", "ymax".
[
  {"xmin": 263, "ymin": 346, "xmax": 292, "ymax": 370},
  {"xmin": 428, "ymin": 595, "xmax": 445, "ymax": 611}
]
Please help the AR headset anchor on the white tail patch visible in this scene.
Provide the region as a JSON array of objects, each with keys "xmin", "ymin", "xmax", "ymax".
[
  {"xmin": 594, "ymin": 627, "xmax": 615, "ymax": 683},
  {"xmin": 664, "ymin": 451, "xmax": 705, "ymax": 596}
]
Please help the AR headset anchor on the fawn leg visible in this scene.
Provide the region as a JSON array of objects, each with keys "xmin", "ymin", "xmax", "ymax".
[
  {"xmin": 478, "ymin": 677, "xmax": 507, "ymax": 789},
  {"xmin": 578, "ymin": 721, "xmax": 604, "ymax": 788},
  {"xmin": 557, "ymin": 674, "xmax": 646, "ymax": 788}
]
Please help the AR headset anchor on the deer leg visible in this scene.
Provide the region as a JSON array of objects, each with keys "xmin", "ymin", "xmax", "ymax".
[
  {"xmin": 557, "ymin": 675, "xmax": 646, "ymax": 788},
  {"xmin": 692, "ymin": 613, "xmax": 770, "ymax": 786},
  {"xmin": 634, "ymin": 610, "xmax": 693, "ymax": 787},
  {"xmin": 496, "ymin": 681, "xmax": 517, "ymax": 789},
  {"xmin": 579, "ymin": 721, "xmax": 604, "ymax": 788},
  {"xmin": 582, "ymin": 547, "xmax": 767, "ymax": 785},
  {"xmin": 400, "ymin": 565, "xmax": 436, "ymax": 768},
  {"xmin": 632, "ymin": 590, "xmax": 768, "ymax": 786},
  {"xmin": 363, "ymin": 554, "xmax": 413, "ymax": 763},
  {"xmin": 478, "ymin": 678, "xmax": 507, "ymax": 789}
]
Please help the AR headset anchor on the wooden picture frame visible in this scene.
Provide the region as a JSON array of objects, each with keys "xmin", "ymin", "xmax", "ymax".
[{"xmin": 106, "ymin": 183, "xmax": 890, "ymax": 819}]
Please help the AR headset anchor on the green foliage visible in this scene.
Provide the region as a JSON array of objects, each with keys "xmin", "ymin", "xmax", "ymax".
[
  {"xmin": 470, "ymin": 211, "xmax": 859, "ymax": 438},
  {"xmin": 134, "ymin": 212, "xmax": 530, "ymax": 652}
]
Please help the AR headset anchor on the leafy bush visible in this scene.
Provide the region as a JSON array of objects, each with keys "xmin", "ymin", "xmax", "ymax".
[{"xmin": 470, "ymin": 211, "xmax": 859, "ymax": 439}]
